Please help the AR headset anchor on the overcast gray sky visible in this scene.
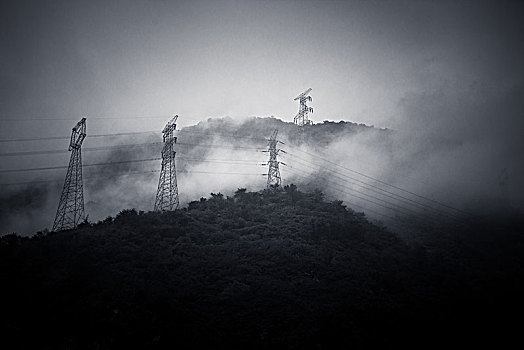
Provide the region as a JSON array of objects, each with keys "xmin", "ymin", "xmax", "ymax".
[
  {"xmin": 1, "ymin": 0, "xmax": 524, "ymax": 234},
  {"xmin": 2, "ymin": 0, "xmax": 522, "ymax": 128}
]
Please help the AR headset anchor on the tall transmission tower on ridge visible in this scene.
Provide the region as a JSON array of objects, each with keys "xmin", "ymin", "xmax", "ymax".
[
  {"xmin": 293, "ymin": 88, "xmax": 314, "ymax": 126},
  {"xmin": 154, "ymin": 115, "xmax": 179, "ymax": 211},
  {"xmin": 264, "ymin": 129, "xmax": 286, "ymax": 189},
  {"xmin": 52, "ymin": 117, "xmax": 87, "ymax": 231}
]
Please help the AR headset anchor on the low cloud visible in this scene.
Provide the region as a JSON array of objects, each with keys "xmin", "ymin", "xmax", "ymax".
[{"xmin": 2, "ymin": 102, "xmax": 523, "ymax": 236}]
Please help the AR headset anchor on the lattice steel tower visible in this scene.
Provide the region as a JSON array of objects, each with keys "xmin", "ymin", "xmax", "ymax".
[
  {"xmin": 52, "ymin": 118, "xmax": 87, "ymax": 231},
  {"xmin": 266, "ymin": 129, "xmax": 285, "ymax": 189},
  {"xmin": 293, "ymin": 88, "xmax": 314, "ymax": 126},
  {"xmin": 154, "ymin": 115, "xmax": 179, "ymax": 211}
]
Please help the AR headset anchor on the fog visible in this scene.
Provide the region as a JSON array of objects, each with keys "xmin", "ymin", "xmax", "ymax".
[
  {"xmin": 2, "ymin": 111, "xmax": 522, "ymax": 236},
  {"xmin": 1, "ymin": 0, "xmax": 523, "ymax": 235}
]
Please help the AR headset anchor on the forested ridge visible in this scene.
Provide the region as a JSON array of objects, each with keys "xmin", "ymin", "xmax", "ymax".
[{"xmin": 1, "ymin": 186, "xmax": 523, "ymax": 349}]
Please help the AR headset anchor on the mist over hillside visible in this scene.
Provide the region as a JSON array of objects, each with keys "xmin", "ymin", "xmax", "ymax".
[{"xmin": 1, "ymin": 116, "xmax": 522, "ymax": 237}]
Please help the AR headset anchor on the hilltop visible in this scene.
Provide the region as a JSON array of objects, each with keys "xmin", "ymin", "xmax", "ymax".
[
  {"xmin": 2, "ymin": 187, "xmax": 524, "ymax": 349},
  {"xmin": 0, "ymin": 117, "xmax": 394, "ymax": 237}
]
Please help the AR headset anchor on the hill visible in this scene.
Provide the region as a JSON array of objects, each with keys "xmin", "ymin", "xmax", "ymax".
[
  {"xmin": 0, "ymin": 117, "xmax": 393, "ymax": 237},
  {"xmin": 1, "ymin": 187, "xmax": 524, "ymax": 349},
  {"xmin": 4, "ymin": 115, "xmax": 519, "ymax": 237}
]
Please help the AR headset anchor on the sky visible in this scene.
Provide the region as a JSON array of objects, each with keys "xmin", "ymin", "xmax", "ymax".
[
  {"xmin": 2, "ymin": 0, "xmax": 522, "ymax": 127},
  {"xmin": 1, "ymin": 0, "xmax": 524, "ymax": 234}
]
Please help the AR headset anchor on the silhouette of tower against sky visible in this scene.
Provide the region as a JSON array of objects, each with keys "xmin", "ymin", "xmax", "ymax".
[
  {"xmin": 293, "ymin": 88, "xmax": 314, "ymax": 127},
  {"xmin": 154, "ymin": 115, "xmax": 179, "ymax": 211},
  {"xmin": 52, "ymin": 118, "xmax": 87, "ymax": 231}
]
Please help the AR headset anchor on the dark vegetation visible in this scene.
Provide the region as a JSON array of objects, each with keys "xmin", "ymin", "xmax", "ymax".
[{"xmin": 1, "ymin": 186, "xmax": 523, "ymax": 349}]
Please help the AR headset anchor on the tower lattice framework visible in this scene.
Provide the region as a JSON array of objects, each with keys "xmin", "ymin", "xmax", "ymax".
[
  {"xmin": 266, "ymin": 129, "xmax": 285, "ymax": 189},
  {"xmin": 53, "ymin": 118, "xmax": 87, "ymax": 231},
  {"xmin": 154, "ymin": 115, "xmax": 179, "ymax": 211},
  {"xmin": 293, "ymin": 88, "xmax": 314, "ymax": 126}
]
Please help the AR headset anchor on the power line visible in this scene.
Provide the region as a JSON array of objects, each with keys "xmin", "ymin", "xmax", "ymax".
[
  {"xmin": 284, "ymin": 167, "xmax": 395, "ymax": 220},
  {"xmin": 0, "ymin": 131, "xmax": 160, "ymax": 143},
  {"xmin": 0, "ymin": 115, "xmax": 206, "ymax": 121},
  {"xmin": 0, "ymin": 159, "xmax": 391, "ymax": 221},
  {"xmin": 0, "ymin": 140, "xmax": 266, "ymax": 158},
  {"xmin": 0, "ymin": 169, "xmax": 265, "ymax": 186},
  {"xmin": 288, "ymin": 147, "xmax": 470, "ymax": 216},
  {"xmin": 179, "ymin": 157, "xmax": 263, "ymax": 165},
  {"xmin": 289, "ymin": 164, "xmax": 447, "ymax": 225},
  {"xmin": 0, "ymin": 158, "xmax": 162, "ymax": 174},
  {"xmin": 0, "ymin": 142, "xmax": 164, "ymax": 157},
  {"xmin": 176, "ymin": 129, "xmax": 269, "ymax": 143},
  {"xmin": 0, "ymin": 170, "xmax": 161, "ymax": 186},
  {"xmin": 0, "ymin": 129, "xmax": 270, "ymax": 145},
  {"xmin": 0, "ymin": 124, "xmax": 468, "ymax": 217},
  {"xmin": 293, "ymin": 147, "xmax": 468, "ymax": 216},
  {"xmin": 177, "ymin": 142, "xmax": 265, "ymax": 151},
  {"xmin": 281, "ymin": 152, "xmax": 454, "ymax": 219},
  {"xmin": 0, "ymin": 156, "xmax": 264, "ymax": 174},
  {"xmin": 285, "ymin": 165, "xmax": 441, "ymax": 223},
  {"xmin": 179, "ymin": 170, "xmax": 266, "ymax": 176},
  {"xmin": 285, "ymin": 164, "xmax": 422, "ymax": 218}
]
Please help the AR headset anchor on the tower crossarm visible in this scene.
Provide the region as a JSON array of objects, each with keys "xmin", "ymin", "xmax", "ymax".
[
  {"xmin": 162, "ymin": 115, "xmax": 178, "ymax": 135},
  {"xmin": 294, "ymin": 88, "xmax": 312, "ymax": 101},
  {"xmin": 69, "ymin": 117, "xmax": 86, "ymax": 150}
]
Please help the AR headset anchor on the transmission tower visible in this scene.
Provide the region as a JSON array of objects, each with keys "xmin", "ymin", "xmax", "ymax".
[
  {"xmin": 293, "ymin": 88, "xmax": 314, "ymax": 126},
  {"xmin": 154, "ymin": 115, "xmax": 179, "ymax": 211},
  {"xmin": 52, "ymin": 118, "xmax": 87, "ymax": 231},
  {"xmin": 265, "ymin": 129, "xmax": 286, "ymax": 189}
]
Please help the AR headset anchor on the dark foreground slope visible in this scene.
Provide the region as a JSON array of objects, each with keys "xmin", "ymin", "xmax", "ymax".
[{"xmin": 1, "ymin": 187, "xmax": 524, "ymax": 349}]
